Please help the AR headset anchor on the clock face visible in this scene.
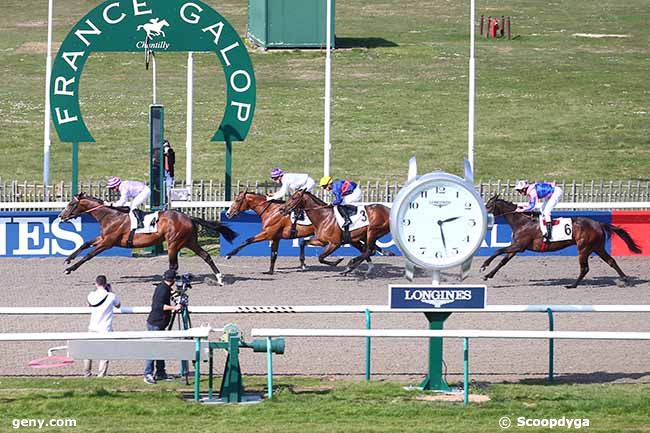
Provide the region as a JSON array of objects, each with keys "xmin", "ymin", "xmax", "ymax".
[{"xmin": 390, "ymin": 173, "xmax": 487, "ymax": 270}]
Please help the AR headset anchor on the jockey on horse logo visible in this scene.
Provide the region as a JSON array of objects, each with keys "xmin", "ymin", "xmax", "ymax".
[{"xmin": 137, "ymin": 18, "xmax": 170, "ymax": 40}]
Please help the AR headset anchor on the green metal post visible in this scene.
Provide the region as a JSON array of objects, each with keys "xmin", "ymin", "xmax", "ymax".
[
  {"xmin": 463, "ymin": 337, "xmax": 469, "ymax": 406},
  {"xmin": 225, "ymin": 137, "xmax": 232, "ymax": 200},
  {"xmin": 266, "ymin": 337, "xmax": 273, "ymax": 399},
  {"xmin": 208, "ymin": 347, "xmax": 214, "ymax": 400},
  {"xmin": 419, "ymin": 312, "xmax": 452, "ymax": 391},
  {"xmin": 547, "ymin": 308, "xmax": 554, "ymax": 383},
  {"xmin": 365, "ymin": 309, "xmax": 371, "ymax": 381},
  {"xmin": 194, "ymin": 337, "xmax": 201, "ymax": 401},
  {"xmin": 219, "ymin": 334, "xmax": 243, "ymax": 403},
  {"xmin": 71, "ymin": 142, "xmax": 79, "ymax": 195}
]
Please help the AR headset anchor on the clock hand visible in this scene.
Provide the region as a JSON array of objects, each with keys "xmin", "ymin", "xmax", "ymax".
[
  {"xmin": 441, "ymin": 216, "xmax": 461, "ymax": 224},
  {"xmin": 437, "ymin": 220, "xmax": 447, "ymax": 251}
]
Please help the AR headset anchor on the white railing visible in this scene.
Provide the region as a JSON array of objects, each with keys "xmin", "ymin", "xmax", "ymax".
[
  {"xmin": 0, "ymin": 327, "xmax": 210, "ymax": 342},
  {"xmin": 2, "ymin": 201, "xmax": 650, "ymax": 211},
  {"xmin": 2, "ymin": 304, "xmax": 650, "ymax": 315}
]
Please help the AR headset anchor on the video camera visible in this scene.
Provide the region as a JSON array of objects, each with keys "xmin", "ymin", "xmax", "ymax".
[{"xmin": 171, "ymin": 273, "xmax": 193, "ymax": 307}]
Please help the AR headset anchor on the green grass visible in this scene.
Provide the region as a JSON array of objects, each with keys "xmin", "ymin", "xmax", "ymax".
[
  {"xmin": 1, "ymin": 0, "xmax": 649, "ymax": 184},
  {"xmin": 1, "ymin": 377, "xmax": 649, "ymax": 432}
]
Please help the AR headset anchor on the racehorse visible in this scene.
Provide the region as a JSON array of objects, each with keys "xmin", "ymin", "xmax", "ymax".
[
  {"xmin": 281, "ymin": 189, "xmax": 391, "ymax": 274},
  {"xmin": 58, "ymin": 193, "xmax": 237, "ymax": 285},
  {"xmin": 224, "ymin": 191, "xmax": 315, "ymax": 274},
  {"xmin": 481, "ymin": 195, "xmax": 641, "ymax": 288}
]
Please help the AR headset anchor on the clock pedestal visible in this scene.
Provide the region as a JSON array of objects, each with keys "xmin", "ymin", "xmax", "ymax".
[{"xmin": 420, "ymin": 311, "xmax": 452, "ymax": 391}]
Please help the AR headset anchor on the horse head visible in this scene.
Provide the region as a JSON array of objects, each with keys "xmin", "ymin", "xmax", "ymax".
[
  {"xmin": 485, "ymin": 194, "xmax": 516, "ymax": 216},
  {"xmin": 226, "ymin": 191, "xmax": 250, "ymax": 219},
  {"xmin": 281, "ymin": 189, "xmax": 308, "ymax": 216},
  {"xmin": 59, "ymin": 193, "xmax": 103, "ymax": 222}
]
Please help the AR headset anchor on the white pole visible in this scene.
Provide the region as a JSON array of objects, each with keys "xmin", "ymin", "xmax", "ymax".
[
  {"xmin": 152, "ymin": 53, "xmax": 156, "ymax": 105},
  {"xmin": 323, "ymin": 0, "xmax": 332, "ymax": 177},
  {"xmin": 43, "ymin": 0, "xmax": 54, "ymax": 198},
  {"xmin": 185, "ymin": 52, "xmax": 193, "ymax": 189},
  {"xmin": 467, "ymin": 0, "xmax": 476, "ymax": 173}
]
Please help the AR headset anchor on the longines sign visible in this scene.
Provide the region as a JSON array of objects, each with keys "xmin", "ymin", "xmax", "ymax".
[
  {"xmin": 389, "ymin": 285, "xmax": 487, "ymax": 311},
  {"xmin": 50, "ymin": 0, "xmax": 256, "ymax": 143}
]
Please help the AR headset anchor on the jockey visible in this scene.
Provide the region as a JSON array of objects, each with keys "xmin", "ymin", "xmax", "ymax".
[
  {"xmin": 267, "ymin": 168, "xmax": 316, "ymax": 200},
  {"xmin": 514, "ymin": 180, "xmax": 564, "ymax": 242},
  {"xmin": 106, "ymin": 177, "xmax": 151, "ymax": 229},
  {"xmin": 319, "ymin": 176, "xmax": 362, "ymax": 242}
]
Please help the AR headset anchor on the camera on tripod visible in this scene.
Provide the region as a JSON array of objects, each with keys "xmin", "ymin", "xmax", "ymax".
[{"xmin": 171, "ymin": 273, "xmax": 193, "ymax": 307}]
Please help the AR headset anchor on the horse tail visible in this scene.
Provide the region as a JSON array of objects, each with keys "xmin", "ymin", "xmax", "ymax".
[
  {"xmin": 602, "ymin": 223, "xmax": 642, "ymax": 254},
  {"xmin": 190, "ymin": 217, "xmax": 238, "ymax": 242}
]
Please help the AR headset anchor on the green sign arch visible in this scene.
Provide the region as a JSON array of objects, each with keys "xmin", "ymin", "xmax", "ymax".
[{"xmin": 50, "ymin": 0, "xmax": 256, "ymax": 143}]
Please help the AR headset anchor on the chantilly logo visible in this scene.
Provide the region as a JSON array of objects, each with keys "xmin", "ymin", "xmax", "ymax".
[
  {"xmin": 136, "ymin": 18, "xmax": 171, "ymax": 49},
  {"xmin": 403, "ymin": 289, "xmax": 472, "ymax": 308}
]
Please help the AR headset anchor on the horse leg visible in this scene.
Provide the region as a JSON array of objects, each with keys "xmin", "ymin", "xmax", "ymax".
[
  {"xmin": 225, "ymin": 233, "xmax": 270, "ymax": 259},
  {"xmin": 480, "ymin": 246, "xmax": 512, "ymax": 272},
  {"xmin": 350, "ymin": 241, "xmax": 374, "ymax": 275},
  {"xmin": 482, "ymin": 252, "xmax": 518, "ymax": 280},
  {"xmin": 64, "ymin": 237, "xmax": 98, "ymax": 264},
  {"xmin": 168, "ymin": 243, "xmax": 179, "ymax": 273},
  {"xmin": 186, "ymin": 241, "xmax": 224, "ymax": 286},
  {"xmin": 265, "ymin": 239, "xmax": 279, "ymax": 275},
  {"xmin": 594, "ymin": 248, "xmax": 629, "ymax": 287},
  {"xmin": 299, "ymin": 238, "xmax": 309, "ymax": 271},
  {"xmin": 566, "ymin": 248, "xmax": 591, "ymax": 289},
  {"xmin": 317, "ymin": 242, "xmax": 344, "ymax": 267},
  {"xmin": 64, "ymin": 245, "xmax": 110, "ymax": 274}
]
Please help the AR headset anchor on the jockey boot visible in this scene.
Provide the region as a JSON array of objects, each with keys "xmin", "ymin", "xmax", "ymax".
[
  {"xmin": 339, "ymin": 206, "xmax": 352, "ymax": 244},
  {"xmin": 545, "ymin": 221, "xmax": 553, "ymax": 242},
  {"xmin": 132, "ymin": 210, "xmax": 144, "ymax": 229}
]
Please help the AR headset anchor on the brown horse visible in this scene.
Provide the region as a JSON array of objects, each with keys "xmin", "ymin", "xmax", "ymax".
[
  {"xmin": 281, "ymin": 190, "xmax": 391, "ymax": 274},
  {"xmin": 482, "ymin": 196, "xmax": 641, "ymax": 288},
  {"xmin": 58, "ymin": 193, "xmax": 237, "ymax": 285},
  {"xmin": 224, "ymin": 191, "xmax": 315, "ymax": 274}
]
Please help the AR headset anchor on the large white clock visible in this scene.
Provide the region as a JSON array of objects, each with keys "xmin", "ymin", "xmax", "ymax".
[{"xmin": 390, "ymin": 168, "xmax": 488, "ymax": 271}]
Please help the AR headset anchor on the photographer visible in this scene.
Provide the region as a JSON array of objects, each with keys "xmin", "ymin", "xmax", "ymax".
[
  {"xmin": 85, "ymin": 275, "xmax": 120, "ymax": 377},
  {"xmin": 144, "ymin": 269, "xmax": 181, "ymax": 385}
]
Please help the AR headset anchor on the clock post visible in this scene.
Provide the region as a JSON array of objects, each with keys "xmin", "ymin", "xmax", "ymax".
[{"xmin": 389, "ymin": 157, "xmax": 491, "ymax": 392}]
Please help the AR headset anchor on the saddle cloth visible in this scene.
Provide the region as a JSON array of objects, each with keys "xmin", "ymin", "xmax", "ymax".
[
  {"xmin": 129, "ymin": 211, "xmax": 159, "ymax": 234},
  {"xmin": 291, "ymin": 211, "xmax": 312, "ymax": 226},
  {"xmin": 539, "ymin": 217, "xmax": 573, "ymax": 242},
  {"xmin": 333, "ymin": 205, "xmax": 369, "ymax": 231}
]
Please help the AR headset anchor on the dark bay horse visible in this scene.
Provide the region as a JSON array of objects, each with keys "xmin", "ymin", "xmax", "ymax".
[
  {"xmin": 58, "ymin": 193, "xmax": 237, "ymax": 285},
  {"xmin": 281, "ymin": 190, "xmax": 391, "ymax": 274},
  {"xmin": 482, "ymin": 196, "xmax": 641, "ymax": 288},
  {"xmin": 224, "ymin": 191, "xmax": 315, "ymax": 274}
]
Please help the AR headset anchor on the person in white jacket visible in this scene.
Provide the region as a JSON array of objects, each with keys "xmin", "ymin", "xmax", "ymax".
[
  {"xmin": 85, "ymin": 275, "xmax": 120, "ymax": 377},
  {"xmin": 267, "ymin": 168, "xmax": 316, "ymax": 201}
]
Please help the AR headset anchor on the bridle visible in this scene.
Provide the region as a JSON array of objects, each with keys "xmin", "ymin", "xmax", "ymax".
[{"xmin": 63, "ymin": 196, "xmax": 106, "ymax": 221}]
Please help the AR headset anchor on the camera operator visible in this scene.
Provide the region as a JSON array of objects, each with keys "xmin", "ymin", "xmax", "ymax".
[
  {"xmin": 85, "ymin": 275, "xmax": 120, "ymax": 377},
  {"xmin": 144, "ymin": 269, "xmax": 181, "ymax": 385}
]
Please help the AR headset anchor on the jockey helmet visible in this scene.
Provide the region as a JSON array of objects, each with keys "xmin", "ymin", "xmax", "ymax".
[
  {"xmin": 319, "ymin": 176, "xmax": 333, "ymax": 188},
  {"xmin": 106, "ymin": 176, "xmax": 121, "ymax": 189},
  {"xmin": 270, "ymin": 168, "xmax": 285, "ymax": 179},
  {"xmin": 514, "ymin": 180, "xmax": 529, "ymax": 191}
]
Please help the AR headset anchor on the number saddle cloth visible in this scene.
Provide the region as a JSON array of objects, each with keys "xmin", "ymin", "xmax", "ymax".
[
  {"xmin": 129, "ymin": 210, "xmax": 160, "ymax": 234},
  {"xmin": 333, "ymin": 205, "xmax": 370, "ymax": 230},
  {"xmin": 290, "ymin": 211, "xmax": 312, "ymax": 226},
  {"xmin": 538, "ymin": 216, "xmax": 573, "ymax": 242}
]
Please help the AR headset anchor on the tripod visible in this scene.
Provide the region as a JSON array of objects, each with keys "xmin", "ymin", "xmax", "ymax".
[{"xmin": 167, "ymin": 299, "xmax": 192, "ymax": 384}]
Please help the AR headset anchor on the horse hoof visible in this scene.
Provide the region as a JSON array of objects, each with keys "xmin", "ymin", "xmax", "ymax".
[
  {"xmin": 225, "ymin": 255, "xmax": 232, "ymax": 260},
  {"xmin": 482, "ymin": 275, "xmax": 489, "ymax": 281},
  {"xmin": 263, "ymin": 271, "xmax": 274, "ymax": 275},
  {"xmin": 216, "ymin": 274, "xmax": 224, "ymax": 286},
  {"xmin": 565, "ymin": 285, "xmax": 577, "ymax": 289},
  {"xmin": 480, "ymin": 266, "xmax": 487, "ymax": 273},
  {"xmin": 616, "ymin": 279, "xmax": 627, "ymax": 288},
  {"xmin": 300, "ymin": 264, "xmax": 307, "ymax": 271},
  {"xmin": 340, "ymin": 267, "xmax": 352, "ymax": 275},
  {"xmin": 64, "ymin": 269, "xmax": 71, "ymax": 275}
]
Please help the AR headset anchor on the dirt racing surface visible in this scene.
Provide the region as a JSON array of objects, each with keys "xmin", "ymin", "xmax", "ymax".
[{"xmin": 1, "ymin": 254, "xmax": 649, "ymax": 384}]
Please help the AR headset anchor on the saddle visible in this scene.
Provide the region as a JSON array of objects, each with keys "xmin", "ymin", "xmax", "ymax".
[{"xmin": 339, "ymin": 204, "xmax": 358, "ymax": 216}]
